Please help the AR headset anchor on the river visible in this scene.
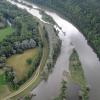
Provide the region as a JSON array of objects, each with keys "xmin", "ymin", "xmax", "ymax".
[{"xmin": 7, "ymin": 0, "xmax": 100, "ymax": 100}]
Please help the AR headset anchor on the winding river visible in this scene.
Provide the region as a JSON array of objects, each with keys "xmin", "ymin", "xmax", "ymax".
[{"xmin": 7, "ymin": 0, "xmax": 100, "ymax": 100}]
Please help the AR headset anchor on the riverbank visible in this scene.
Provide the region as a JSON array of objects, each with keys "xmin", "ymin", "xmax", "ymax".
[
  {"xmin": 69, "ymin": 50, "xmax": 89, "ymax": 100},
  {"xmin": 31, "ymin": 0, "xmax": 100, "ymax": 60},
  {"xmin": 41, "ymin": 24, "xmax": 61, "ymax": 81}
]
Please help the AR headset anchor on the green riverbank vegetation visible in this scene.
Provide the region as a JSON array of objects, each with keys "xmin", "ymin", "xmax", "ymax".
[
  {"xmin": 41, "ymin": 24, "xmax": 61, "ymax": 81},
  {"xmin": 54, "ymin": 80, "xmax": 67, "ymax": 100},
  {"xmin": 40, "ymin": 10, "xmax": 56, "ymax": 25},
  {"xmin": 69, "ymin": 50, "xmax": 89, "ymax": 100}
]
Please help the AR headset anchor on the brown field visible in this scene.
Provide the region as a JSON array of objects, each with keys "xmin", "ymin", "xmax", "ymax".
[{"xmin": 7, "ymin": 48, "xmax": 39, "ymax": 80}]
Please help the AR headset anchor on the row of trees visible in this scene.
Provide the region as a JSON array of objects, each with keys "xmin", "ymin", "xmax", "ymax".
[
  {"xmin": 54, "ymin": 80, "xmax": 67, "ymax": 100},
  {"xmin": 0, "ymin": 38, "xmax": 36, "ymax": 59}
]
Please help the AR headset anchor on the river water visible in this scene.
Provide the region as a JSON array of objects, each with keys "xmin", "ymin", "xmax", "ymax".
[{"xmin": 7, "ymin": 0, "xmax": 100, "ymax": 100}]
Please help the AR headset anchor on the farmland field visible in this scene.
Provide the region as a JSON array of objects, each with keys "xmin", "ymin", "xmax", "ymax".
[{"xmin": 7, "ymin": 48, "xmax": 40, "ymax": 80}]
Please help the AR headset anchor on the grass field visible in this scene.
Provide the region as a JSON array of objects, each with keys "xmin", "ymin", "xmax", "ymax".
[
  {"xmin": 7, "ymin": 48, "xmax": 40, "ymax": 80},
  {"xmin": 0, "ymin": 27, "xmax": 14, "ymax": 42},
  {"xmin": 0, "ymin": 70, "xmax": 6, "ymax": 85},
  {"xmin": 0, "ymin": 73, "xmax": 6, "ymax": 85}
]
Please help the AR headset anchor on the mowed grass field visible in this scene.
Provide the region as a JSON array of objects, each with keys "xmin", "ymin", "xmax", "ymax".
[
  {"xmin": 7, "ymin": 48, "xmax": 40, "ymax": 80},
  {"xmin": 0, "ymin": 27, "xmax": 14, "ymax": 42}
]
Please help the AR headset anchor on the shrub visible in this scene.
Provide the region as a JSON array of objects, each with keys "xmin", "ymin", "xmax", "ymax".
[{"xmin": 26, "ymin": 58, "xmax": 32, "ymax": 65}]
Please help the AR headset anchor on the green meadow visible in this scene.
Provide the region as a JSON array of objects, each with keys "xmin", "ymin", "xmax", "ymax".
[{"xmin": 0, "ymin": 27, "xmax": 14, "ymax": 42}]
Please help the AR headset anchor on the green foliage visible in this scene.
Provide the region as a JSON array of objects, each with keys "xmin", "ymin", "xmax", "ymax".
[
  {"xmin": 0, "ymin": 0, "xmax": 41, "ymax": 58},
  {"xmin": 0, "ymin": 73, "xmax": 6, "ymax": 85},
  {"xmin": 24, "ymin": 94, "xmax": 34, "ymax": 100},
  {"xmin": 24, "ymin": 96, "xmax": 31, "ymax": 100},
  {"xmin": 69, "ymin": 50, "xmax": 89, "ymax": 100},
  {"xmin": 40, "ymin": 10, "xmax": 56, "ymax": 24},
  {"xmin": 54, "ymin": 80, "xmax": 67, "ymax": 100},
  {"xmin": 5, "ymin": 68, "xmax": 19, "ymax": 90},
  {"xmin": 0, "ymin": 26, "xmax": 14, "ymax": 42},
  {"xmin": 42, "ymin": 25, "xmax": 61, "ymax": 77},
  {"xmin": 26, "ymin": 58, "xmax": 32, "ymax": 65},
  {"xmin": 28, "ymin": 48, "xmax": 42, "ymax": 78}
]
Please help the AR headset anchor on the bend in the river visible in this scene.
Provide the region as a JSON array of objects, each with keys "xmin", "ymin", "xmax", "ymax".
[{"xmin": 6, "ymin": 0, "xmax": 100, "ymax": 100}]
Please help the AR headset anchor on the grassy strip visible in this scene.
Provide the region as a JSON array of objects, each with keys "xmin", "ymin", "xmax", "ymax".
[
  {"xmin": 0, "ymin": 27, "xmax": 14, "ymax": 42},
  {"xmin": 69, "ymin": 50, "xmax": 89, "ymax": 100},
  {"xmin": 0, "ymin": 72, "xmax": 6, "ymax": 85}
]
